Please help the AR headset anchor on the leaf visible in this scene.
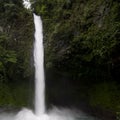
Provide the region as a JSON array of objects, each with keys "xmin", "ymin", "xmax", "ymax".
[
  {"xmin": 6, "ymin": 51, "xmax": 17, "ymax": 63},
  {"xmin": 7, "ymin": 57, "xmax": 17, "ymax": 63}
]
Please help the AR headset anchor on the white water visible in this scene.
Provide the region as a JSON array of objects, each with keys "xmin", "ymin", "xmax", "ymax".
[
  {"xmin": 33, "ymin": 13, "xmax": 45, "ymax": 116},
  {"xmin": 0, "ymin": 107, "xmax": 92, "ymax": 120},
  {"xmin": 23, "ymin": 0, "xmax": 31, "ymax": 9}
]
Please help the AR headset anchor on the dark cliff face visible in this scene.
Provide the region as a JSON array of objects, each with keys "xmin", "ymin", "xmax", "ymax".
[
  {"xmin": 33, "ymin": 0, "xmax": 120, "ymax": 115},
  {"xmin": 33, "ymin": 0, "xmax": 120, "ymax": 72},
  {"xmin": 34, "ymin": 0, "xmax": 120, "ymax": 82}
]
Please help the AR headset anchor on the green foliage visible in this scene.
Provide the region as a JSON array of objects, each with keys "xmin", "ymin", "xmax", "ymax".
[
  {"xmin": 32, "ymin": 0, "xmax": 120, "ymax": 70},
  {"xmin": 0, "ymin": 33, "xmax": 17, "ymax": 82},
  {"xmin": 0, "ymin": 0, "xmax": 34, "ymax": 107},
  {"xmin": 0, "ymin": 84, "xmax": 14, "ymax": 106},
  {"xmin": 89, "ymin": 82, "xmax": 120, "ymax": 111},
  {"xmin": 0, "ymin": 82, "xmax": 33, "ymax": 107},
  {"xmin": 11, "ymin": 83, "xmax": 34, "ymax": 107},
  {"xmin": 0, "ymin": 0, "xmax": 34, "ymax": 83}
]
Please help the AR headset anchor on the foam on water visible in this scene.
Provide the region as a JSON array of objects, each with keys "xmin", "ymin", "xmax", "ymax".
[
  {"xmin": 0, "ymin": 107, "xmax": 98, "ymax": 120},
  {"xmin": 0, "ymin": 113, "xmax": 15, "ymax": 120},
  {"xmin": 15, "ymin": 108, "xmax": 48, "ymax": 120}
]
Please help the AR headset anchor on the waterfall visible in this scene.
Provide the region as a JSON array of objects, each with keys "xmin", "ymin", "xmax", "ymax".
[
  {"xmin": 33, "ymin": 13, "xmax": 45, "ymax": 116},
  {"xmin": 0, "ymin": 1, "xmax": 96, "ymax": 120},
  {"xmin": 23, "ymin": 0, "xmax": 45, "ymax": 116}
]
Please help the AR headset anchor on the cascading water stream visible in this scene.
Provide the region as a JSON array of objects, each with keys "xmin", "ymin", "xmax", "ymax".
[
  {"xmin": 23, "ymin": 0, "xmax": 46, "ymax": 116},
  {"xmin": 33, "ymin": 13, "xmax": 45, "ymax": 116}
]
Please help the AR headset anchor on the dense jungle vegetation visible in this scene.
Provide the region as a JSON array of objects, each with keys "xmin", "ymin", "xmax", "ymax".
[{"xmin": 0, "ymin": 0, "xmax": 120, "ymax": 119}]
